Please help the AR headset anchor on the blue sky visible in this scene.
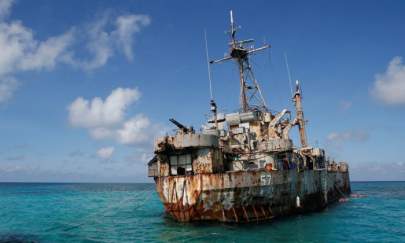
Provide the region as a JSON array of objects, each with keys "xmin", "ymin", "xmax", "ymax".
[{"xmin": 0, "ymin": 0, "xmax": 404, "ymax": 182}]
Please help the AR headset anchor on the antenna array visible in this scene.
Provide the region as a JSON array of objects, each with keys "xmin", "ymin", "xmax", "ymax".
[{"xmin": 210, "ymin": 10, "xmax": 271, "ymax": 112}]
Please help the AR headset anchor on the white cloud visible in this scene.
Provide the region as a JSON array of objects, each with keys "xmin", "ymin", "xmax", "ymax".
[
  {"xmin": 0, "ymin": 1, "xmax": 73, "ymax": 103},
  {"xmin": 68, "ymin": 87, "xmax": 163, "ymax": 146},
  {"xmin": 0, "ymin": 0, "xmax": 151, "ymax": 104},
  {"xmin": 114, "ymin": 14, "xmax": 150, "ymax": 60},
  {"xmin": 66, "ymin": 13, "xmax": 150, "ymax": 70},
  {"xmin": 371, "ymin": 56, "xmax": 405, "ymax": 105},
  {"xmin": 0, "ymin": 20, "xmax": 32, "ymax": 76},
  {"xmin": 0, "ymin": 0, "xmax": 13, "ymax": 20},
  {"xmin": 97, "ymin": 146, "xmax": 115, "ymax": 159},
  {"xmin": 327, "ymin": 130, "xmax": 369, "ymax": 144},
  {"xmin": 68, "ymin": 87, "xmax": 141, "ymax": 128},
  {"xmin": 72, "ymin": 15, "xmax": 114, "ymax": 70},
  {"xmin": 19, "ymin": 30, "xmax": 74, "ymax": 71},
  {"xmin": 0, "ymin": 76, "xmax": 18, "ymax": 103},
  {"xmin": 117, "ymin": 114, "xmax": 151, "ymax": 145},
  {"xmin": 0, "ymin": 20, "xmax": 73, "ymax": 77}
]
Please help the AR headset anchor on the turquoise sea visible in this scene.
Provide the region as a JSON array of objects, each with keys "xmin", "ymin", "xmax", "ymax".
[{"xmin": 0, "ymin": 182, "xmax": 404, "ymax": 243}]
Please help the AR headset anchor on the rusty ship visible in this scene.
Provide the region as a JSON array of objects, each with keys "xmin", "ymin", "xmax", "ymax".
[{"xmin": 148, "ymin": 11, "xmax": 351, "ymax": 223}]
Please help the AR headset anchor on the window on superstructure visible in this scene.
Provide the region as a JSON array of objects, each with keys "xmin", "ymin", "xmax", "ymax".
[
  {"xmin": 169, "ymin": 154, "xmax": 192, "ymax": 176},
  {"xmin": 275, "ymin": 153, "xmax": 293, "ymax": 170}
]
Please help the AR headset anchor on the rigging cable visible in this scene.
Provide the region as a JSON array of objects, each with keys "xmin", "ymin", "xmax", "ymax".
[
  {"xmin": 204, "ymin": 29, "xmax": 214, "ymax": 100},
  {"xmin": 284, "ymin": 52, "xmax": 294, "ymax": 97}
]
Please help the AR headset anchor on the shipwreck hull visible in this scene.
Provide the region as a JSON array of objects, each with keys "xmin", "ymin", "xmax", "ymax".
[{"xmin": 155, "ymin": 170, "xmax": 350, "ymax": 222}]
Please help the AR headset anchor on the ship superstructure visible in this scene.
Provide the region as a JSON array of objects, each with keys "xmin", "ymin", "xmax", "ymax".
[{"xmin": 148, "ymin": 11, "xmax": 350, "ymax": 223}]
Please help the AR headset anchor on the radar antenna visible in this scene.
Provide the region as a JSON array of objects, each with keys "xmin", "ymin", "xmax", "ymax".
[{"xmin": 210, "ymin": 10, "xmax": 271, "ymax": 112}]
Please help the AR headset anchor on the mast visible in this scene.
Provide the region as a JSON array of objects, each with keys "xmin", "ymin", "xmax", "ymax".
[
  {"xmin": 210, "ymin": 10, "xmax": 270, "ymax": 112},
  {"xmin": 293, "ymin": 80, "xmax": 308, "ymax": 147}
]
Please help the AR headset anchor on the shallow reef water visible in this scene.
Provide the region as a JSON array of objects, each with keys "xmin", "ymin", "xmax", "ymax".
[{"xmin": 0, "ymin": 182, "xmax": 404, "ymax": 242}]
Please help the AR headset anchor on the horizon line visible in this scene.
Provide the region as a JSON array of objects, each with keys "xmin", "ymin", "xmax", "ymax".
[{"xmin": 0, "ymin": 180, "xmax": 404, "ymax": 184}]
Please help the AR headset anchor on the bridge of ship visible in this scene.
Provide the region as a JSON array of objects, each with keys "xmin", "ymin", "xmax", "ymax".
[{"xmin": 148, "ymin": 109, "xmax": 347, "ymax": 178}]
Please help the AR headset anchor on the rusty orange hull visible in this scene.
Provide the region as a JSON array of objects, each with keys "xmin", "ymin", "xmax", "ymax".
[{"xmin": 154, "ymin": 169, "xmax": 350, "ymax": 222}]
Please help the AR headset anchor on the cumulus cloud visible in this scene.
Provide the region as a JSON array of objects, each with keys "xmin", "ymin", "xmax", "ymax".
[
  {"xmin": 97, "ymin": 146, "xmax": 115, "ymax": 159},
  {"xmin": 371, "ymin": 56, "xmax": 405, "ymax": 105},
  {"xmin": 68, "ymin": 87, "xmax": 162, "ymax": 146},
  {"xmin": 0, "ymin": 0, "xmax": 13, "ymax": 19},
  {"xmin": 117, "ymin": 114, "xmax": 151, "ymax": 145},
  {"xmin": 327, "ymin": 130, "xmax": 369, "ymax": 144},
  {"xmin": 68, "ymin": 87, "xmax": 141, "ymax": 128},
  {"xmin": 0, "ymin": 0, "xmax": 150, "ymax": 104}
]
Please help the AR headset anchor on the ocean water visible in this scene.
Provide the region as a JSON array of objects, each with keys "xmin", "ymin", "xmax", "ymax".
[{"xmin": 0, "ymin": 182, "xmax": 404, "ymax": 243}]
